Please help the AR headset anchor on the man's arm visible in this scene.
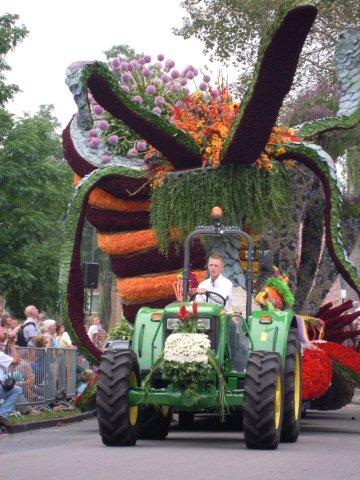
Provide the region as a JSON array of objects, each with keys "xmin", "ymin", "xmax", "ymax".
[{"xmin": 6, "ymin": 336, "xmax": 20, "ymax": 365}]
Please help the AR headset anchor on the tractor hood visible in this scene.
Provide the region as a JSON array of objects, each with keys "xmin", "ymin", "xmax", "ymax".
[{"xmin": 164, "ymin": 302, "xmax": 224, "ymax": 318}]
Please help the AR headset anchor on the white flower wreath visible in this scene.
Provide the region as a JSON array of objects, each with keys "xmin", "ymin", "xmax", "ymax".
[{"xmin": 164, "ymin": 332, "xmax": 211, "ymax": 364}]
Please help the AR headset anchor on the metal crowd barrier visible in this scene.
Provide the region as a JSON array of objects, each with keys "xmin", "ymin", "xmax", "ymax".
[{"xmin": 1, "ymin": 346, "xmax": 77, "ymax": 407}]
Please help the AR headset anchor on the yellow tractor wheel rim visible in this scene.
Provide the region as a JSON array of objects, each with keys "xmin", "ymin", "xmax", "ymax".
[
  {"xmin": 129, "ymin": 371, "xmax": 138, "ymax": 426},
  {"xmin": 274, "ymin": 375, "xmax": 282, "ymax": 429},
  {"xmin": 294, "ymin": 354, "xmax": 301, "ymax": 421},
  {"xmin": 161, "ymin": 406, "xmax": 169, "ymax": 417}
]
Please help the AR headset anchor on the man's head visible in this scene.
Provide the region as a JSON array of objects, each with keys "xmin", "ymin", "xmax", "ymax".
[
  {"xmin": 24, "ymin": 305, "xmax": 39, "ymax": 320},
  {"xmin": 90, "ymin": 315, "xmax": 100, "ymax": 326},
  {"xmin": 208, "ymin": 252, "xmax": 224, "ymax": 282}
]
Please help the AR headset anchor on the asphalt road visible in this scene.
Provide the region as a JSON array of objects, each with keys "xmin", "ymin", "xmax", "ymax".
[{"xmin": 1, "ymin": 405, "xmax": 359, "ymax": 480}]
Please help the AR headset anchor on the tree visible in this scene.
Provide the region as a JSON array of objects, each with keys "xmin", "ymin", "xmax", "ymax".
[
  {"xmin": 174, "ymin": 0, "xmax": 360, "ymax": 93},
  {"xmin": 0, "ymin": 106, "xmax": 73, "ymax": 317}
]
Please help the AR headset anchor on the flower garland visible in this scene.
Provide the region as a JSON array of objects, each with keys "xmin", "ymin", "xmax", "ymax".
[
  {"xmin": 97, "ymin": 229, "xmax": 158, "ymax": 256},
  {"xmin": 74, "ymin": 175, "xmax": 150, "ymax": 212},
  {"xmin": 117, "ymin": 271, "xmax": 206, "ymax": 304},
  {"xmin": 301, "ymin": 345, "xmax": 332, "ymax": 401}
]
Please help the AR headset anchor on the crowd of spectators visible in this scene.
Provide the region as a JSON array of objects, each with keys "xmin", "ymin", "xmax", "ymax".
[{"xmin": 0, "ymin": 303, "xmax": 108, "ymax": 434}]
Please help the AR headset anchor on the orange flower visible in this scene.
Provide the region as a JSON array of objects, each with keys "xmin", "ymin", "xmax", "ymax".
[
  {"xmin": 73, "ymin": 174, "xmax": 149, "ymax": 212},
  {"xmin": 117, "ymin": 270, "xmax": 207, "ymax": 304}
]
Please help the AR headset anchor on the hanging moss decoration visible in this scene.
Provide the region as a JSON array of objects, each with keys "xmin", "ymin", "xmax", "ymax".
[
  {"xmin": 265, "ymin": 276, "xmax": 295, "ymax": 308},
  {"xmin": 150, "ymin": 163, "xmax": 291, "ymax": 253}
]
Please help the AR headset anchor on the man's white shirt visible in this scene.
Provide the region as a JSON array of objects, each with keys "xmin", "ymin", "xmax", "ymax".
[{"xmin": 195, "ymin": 274, "xmax": 233, "ymax": 308}]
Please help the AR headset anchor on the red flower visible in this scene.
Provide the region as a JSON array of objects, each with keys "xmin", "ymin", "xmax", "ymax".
[
  {"xmin": 314, "ymin": 341, "xmax": 360, "ymax": 375},
  {"xmin": 178, "ymin": 304, "xmax": 190, "ymax": 322},
  {"xmin": 301, "ymin": 346, "xmax": 332, "ymax": 400}
]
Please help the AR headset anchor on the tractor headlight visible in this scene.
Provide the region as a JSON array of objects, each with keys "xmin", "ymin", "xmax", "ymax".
[
  {"xmin": 196, "ymin": 318, "xmax": 211, "ymax": 330},
  {"xmin": 166, "ymin": 318, "xmax": 179, "ymax": 330}
]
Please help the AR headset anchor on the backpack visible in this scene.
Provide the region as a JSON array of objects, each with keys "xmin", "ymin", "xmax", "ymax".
[{"xmin": 16, "ymin": 322, "xmax": 36, "ymax": 347}]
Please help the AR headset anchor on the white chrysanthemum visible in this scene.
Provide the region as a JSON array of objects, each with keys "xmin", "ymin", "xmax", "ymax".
[{"xmin": 164, "ymin": 333, "xmax": 210, "ymax": 363}]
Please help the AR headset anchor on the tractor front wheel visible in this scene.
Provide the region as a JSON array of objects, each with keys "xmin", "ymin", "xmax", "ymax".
[
  {"xmin": 138, "ymin": 406, "xmax": 173, "ymax": 439},
  {"xmin": 281, "ymin": 328, "xmax": 302, "ymax": 442},
  {"xmin": 97, "ymin": 349, "xmax": 140, "ymax": 446},
  {"xmin": 243, "ymin": 351, "xmax": 284, "ymax": 450}
]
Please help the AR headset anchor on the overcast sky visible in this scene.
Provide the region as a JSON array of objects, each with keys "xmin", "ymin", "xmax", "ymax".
[{"xmin": 2, "ymin": 0, "xmax": 231, "ymax": 129}]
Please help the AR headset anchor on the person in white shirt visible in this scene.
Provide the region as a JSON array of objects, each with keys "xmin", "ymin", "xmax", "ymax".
[
  {"xmin": 22, "ymin": 305, "xmax": 40, "ymax": 347},
  {"xmin": 195, "ymin": 252, "xmax": 254, "ymax": 371},
  {"xmin": 195, "ymin": 253, "xmax": 233, "ymax": 307},
  {"xmin": 0, "ymin": 335, "xmax": 22, "ymax": 431},
  {"xmin": 87, "ymin": 316, "xmax": 101, "ymax": 344}
]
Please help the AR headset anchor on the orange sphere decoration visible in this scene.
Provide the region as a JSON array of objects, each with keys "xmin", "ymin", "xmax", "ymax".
[{"xmin": 211, "ymin": 206, "xmax": 223, "ymax": 219}]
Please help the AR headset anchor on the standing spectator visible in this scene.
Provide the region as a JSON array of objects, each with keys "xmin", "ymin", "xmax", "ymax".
[
  {"xmin": 19, "ymin": 306, "xmax": 40, "ymax": 347},
  {"xmin": 57, "ymin": 324, "xmax": 74, "ymax": 349},
  {"xmin": 0, "ymin": 314, "xmax": 21, "ymax": 346},
  {"xmin": 41, "ymin": 319, "xmax": 58, "ymax": 347},
  {"xmin": 87, "ymin": 316, "xmax": 101, "ymax": 344},
  {"xmin": 0, "ymin": 334, "xmax": 22, "ymax": 433}
]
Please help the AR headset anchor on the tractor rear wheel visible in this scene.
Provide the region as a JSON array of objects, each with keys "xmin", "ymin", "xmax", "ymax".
[
  {"xmin": 281, "ymin": 328, "xmax": 302, "ymax": 442},
  {"xmin": 138, "ymin": 406, "xmax": 172, "ymax": 439},
  {"xmin": 97, "ymin": 349, "xmax": 140, "ymax": 446},
  {"xmin": 243, "ymin": 351, "xmax": 284, "ymax": 450}
]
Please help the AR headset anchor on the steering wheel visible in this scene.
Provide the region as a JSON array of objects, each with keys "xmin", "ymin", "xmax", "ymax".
[{"xmin": 190, "ymin": 290, "xmax": 227, "ymax": 306}]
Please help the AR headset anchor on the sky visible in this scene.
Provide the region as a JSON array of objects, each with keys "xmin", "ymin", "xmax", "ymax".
[{"xmin": 2, "ymin": 0, "xmax": 231, "ymax": 129}]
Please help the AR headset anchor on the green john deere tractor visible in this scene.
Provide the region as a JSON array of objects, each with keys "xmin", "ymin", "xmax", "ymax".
[{"xmin": 96, "ymin": 209, "xmax": 301, "ymax": 449}]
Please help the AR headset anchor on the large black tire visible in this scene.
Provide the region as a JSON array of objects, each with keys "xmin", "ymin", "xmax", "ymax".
[
  {"xmin": 178, "ymin": 411, "xmax": 195, "ymax": 429},
  {"xmin": 243, "ymin": 351, "xmax": 284, "ymax": 450},
  {"xmin": 138, "ymin": 406, "xmax": 172, "ymax": 439},
  {"xmin": 310, "ymin": 369, "xmax": 355, "ymax": 410},
  {"xmin": 97, "ymin": 349, "xmax": 140, "ymax": 446},
  {"xmin": 281, "ymin": 328, "xmax": 302, "ymax": 442}
]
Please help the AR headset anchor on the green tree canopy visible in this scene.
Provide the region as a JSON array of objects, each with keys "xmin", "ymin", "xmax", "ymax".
[{"xmin": 174, "ymin": 0, "xmax": 360, "ymax": 93}]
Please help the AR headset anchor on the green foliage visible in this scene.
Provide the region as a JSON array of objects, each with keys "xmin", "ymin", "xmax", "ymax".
[
  {"xmin": 107, "ymin": 318, "xmax": 133, "ymax": 340},
  {"xmin": 265, "ymin": 277, "xmax": 295, "ymax": 307},
  {"xmin": 332, "ymin": 361, "xmax": 360, "ymax": 387},
  {"xmin": 0, "ymin": 106, "xmax": 73, "ymax": 317},
  {"xmin": 174, "ymin": 0, "xmax": 360, "ymax": 93},
  {"xmin": 150, "ymin": 163, "xmax": 291, "ymax": 253},
  {"xmin": 0, "ymin": 14, "xmax": 28, "ymax": 106}
]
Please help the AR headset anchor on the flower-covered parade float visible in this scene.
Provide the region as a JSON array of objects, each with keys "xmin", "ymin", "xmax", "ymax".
[{"xmin": 60, "ymin": 0, "xmax": 360, "ymax": 433}]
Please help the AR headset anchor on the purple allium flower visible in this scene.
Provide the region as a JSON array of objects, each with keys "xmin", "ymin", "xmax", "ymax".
[
  {"xmin": 157, "ymin": 53, "xmax": 164, "ymax": 61},
  {"xmin": 121, "ymin": 85, "xmax": 130, "ymax": 94},
  {"xmin": 165, "ymin": 59, "xmax": 175, "ymax": 69},
  {"xmin": 203, "ymin": 74, "xmax": 211, "ymax": 83},
  {"xmin": 88, "ymin": 129, "xmax": 98, "ymax": 138},
  {"xmin": 130, "ymin": 60, "xmax": 139, "ymax": 69},
  {"xmin": 120, "ymin": 61, "xmax": 128, "ymax": 70},
  {"xmin": 112, "ymin": 58, "xmax": 120, "ymax": 68},
  {"xmin": 199, "ymin": 82, "xmax": 208, "ymax": 91},
  {"xmin": 186, "ymin": 64, "xmax": 194, "ymax": 71},
  {"xmin": 179, "ymin": 78, "xmax": 187, "ymax": 86},
  {"xmin": 154, "ymin": 96, "xmax": 165, "ymax": 107},
  {"xmin": 133, "ymin": 95, "xmax": 143, "ymax": 104},
  {"xmin": 143, "ymin": 55, "xmax": 151, "ymax": 63},
  {"xmin": 161, "ymin": 74, "xmax": 170, "ymax": 84},
  {"xmin": 152, "ymin": 107, "xmax": 162, "ymax": 116},
  {"xmin": 142, "ymin": 68, "xmax": 151, "ymax": 77},
  {"xmin": 108, "ymin": 135, "xmax": 119, "ymax": 145},
  {"xmin": 210, "ymin": 88, "xmax": 220, "ymax": 98},
  {"xmin": 183, "ymin": 87, "xmax": 190, "ymax": 95},
  {"xmin": 193, "ymin": 68, "xmax": 199, "ymax": 76},
  {"xmin": 175, "ymin": 100, "xmax": 183, "ymax": 108},
  {"xmin": 127, "ymin": 63, "xmax": 135, "ymax": 72},
  {"xmin": 121, "ymin": 72, "xmax": 132, "ymax": 83},
  {"xmin": 93, "ymin": 104, "xmax": 103, "ymax": 115},
  {"xmin": 171, "ymin": 69, "xmax": 180, "ymax": 79},
  {"xmin": 101, "ymin": 154, "xmax": 111, "ymax": 164},
  {"xmin": 128, "ymin": 147, "xmax": 139, "ymax": 157},
  {"xmin": 99, "ymin": 120, "xmax": 109, "ymax": 131},
  {"xmin": 186, "ymin": 71, "xmax": 195, "ymax": 80},
  {"xmin": 136, "ymin": 140, "xmax": 147, "ymax": 152},
  {"xmin": 89, "ymin": 137, "xmax": 100, "ymax": 149},
  {"xmin": 146, "ymin": 85, "xmax": 156, "ymax": 95},
  {"xmin": 170, "ymin": 83, "xmax": 180, "ymax": 93}
]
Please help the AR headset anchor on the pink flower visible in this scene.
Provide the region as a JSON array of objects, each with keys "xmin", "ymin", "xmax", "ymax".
[
  {"xmin": 165, "ymin": 59, "xmax": 175, "ymax": 69},
  {"xmin": 112, "ymin": 58, "xmax": 120, "ymax": 69},
  {"xmin": 179, "ymin": 78, "xmax": 187, "ymax": 86},
  {"xmin": 186, "ymin": 71, "xmax": 195, "ymax": 80},
  {"xmin": 101, "ymin": 154, "xmax": 111, "ymax": 164},
  {"xmin": 142, "ymin": 68, "xmax": 151, "ymax": 77},
  {"xmin": 203, "ymin": 74, "xmax": 211, "ymax": 83},
  {"xmin": 133, "ymin": 95, "xmax": 143, "ymax": 104},
  {"xmin": 121, "ymin": 85, "xmax": 130, "ymax": 94},
  {"xmin": 99, "ymin": 120, "xmax": 109, "ymax": 131},
  {"xmin": 93, "ymin": 104, "xmax": 103, "ymax": 115},
  {"xmin": 157, "ymin": 53, "xmax": 164, "ymax": 61},
  {"xmin": 152, "ymin": 107, "xmax": 161, "ymax": 116},
  {"xmin": 89, "ymin": 137, "xmax": 100, "ymax": 149},
  {"xmin": 171, "ymin": 69, "xmax": 180, "ymax": 79},
  {"xmin": 108, "ymin": 135, "xmax": 119, "ymax": 145},
  {"xmin": 161, "ymin": 74, "xmax": 170, "ymax": 84},
  {"xmin": 146, "ymin": 85, "xmax": 156, "ymax": 95},
  {"xmin": 136, "ymin": 140, "xmax": 147, "ymax": 152},
  {"xmin": 154, "ymin": 96, "xmax": 165, "ymax": 107},
  {"xmin": 120, "ymin": 61, "xmax": 128, "ymax": 70},
  {"xmin": 143, "ymin": 55, "xmax": 151, "ymax": 63},
  {"xmin": 88, "ymin": 129, "xmax": 98, "ymax": 138},
  {"xmin": 199, "ymin": 82, "xmax": 207, "ymax": 91},
  {"xmin": 128, "ymin": 147, "xmax": 139, "ymax": 157}
]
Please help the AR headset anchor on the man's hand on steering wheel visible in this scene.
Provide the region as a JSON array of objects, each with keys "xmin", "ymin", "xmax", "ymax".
[{"xmin": 190, "ymin": 289, "xmax": 227, "ymax": 306}]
